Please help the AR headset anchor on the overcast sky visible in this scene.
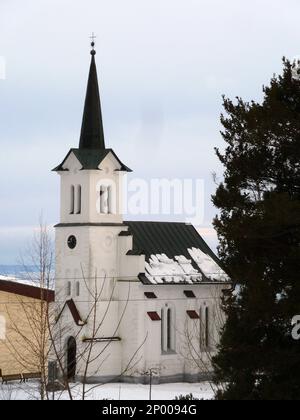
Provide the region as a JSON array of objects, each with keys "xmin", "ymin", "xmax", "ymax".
[{"xmin": 0, "ymin": 0, "xmax": 299, "ymax": 265}]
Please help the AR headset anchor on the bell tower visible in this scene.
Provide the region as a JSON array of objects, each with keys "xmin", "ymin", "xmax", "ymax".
[
  {"xmin": 53, "ymin": 40, "xmax": 131, "ymax": 226},
  {"xmin": 53, "ymin": 40, "xmax": 132, "ymax": 307}
]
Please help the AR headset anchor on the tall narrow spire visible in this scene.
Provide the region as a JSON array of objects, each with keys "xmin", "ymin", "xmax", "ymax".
[{"xmin": 79, "ymin": 39, "xmax": 105, "ymax": 149}]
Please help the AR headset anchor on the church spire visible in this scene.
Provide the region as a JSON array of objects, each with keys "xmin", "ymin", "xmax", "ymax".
[{"xmin": 79, "ymin": 37, "xmax": 105, "ymax": 150}]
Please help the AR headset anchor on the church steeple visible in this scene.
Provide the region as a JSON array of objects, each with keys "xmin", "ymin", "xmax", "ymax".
[
  {"xmin": 53, "ymin": 38, "xmax": 132, "ymax": 173},
  {"xmin": 79, "ymin": 40, "xmax": 105, "ymax": 150}
]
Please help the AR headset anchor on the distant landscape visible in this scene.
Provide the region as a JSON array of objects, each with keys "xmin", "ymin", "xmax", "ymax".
[{"xmin": 0, "ymin": 265, "xmax": 38, "ymax": 278}]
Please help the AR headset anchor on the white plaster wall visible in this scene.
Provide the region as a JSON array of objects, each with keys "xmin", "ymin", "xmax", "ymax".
[
  {"xmin": 55, "ymin": 222, "xmax": 128, "ymax": 379},
  {"xmin": 54, "ymin": 149, "xmax": 227, "ymax": 382},
  {"xmin": 59, "ymin": 152, "xmax": 125, "ymax": 224},
  {"xmin": 117, "ymin": 281, "xmax": 225, "ymax": 382}
]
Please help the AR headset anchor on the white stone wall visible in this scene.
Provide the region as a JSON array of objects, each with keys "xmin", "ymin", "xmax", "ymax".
[{"xmin": 54, "ymin": 149, "xmax": 227, "ymax": 383}]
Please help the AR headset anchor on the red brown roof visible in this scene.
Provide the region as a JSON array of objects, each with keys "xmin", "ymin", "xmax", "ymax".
[
  {"xmin": 0, "ymin": 279, "xmax": 54, "ymax": 302},
  {"xmin": 144, "ymin": 292, "xmax": 157, "ymax": 299},
  {"xmin": 187, "ymin": 310, "xmax": 200, "ymax": 319},
  {"xmin": 56, "ymin": 299, "xmax": 85, "ymax": 326},
  {"xmin": 147, "ymin": 311, "xmax": 161, "ymax": 321},
  {"xmin": 184, "ymin": 290, "xmax": 196, "ymax": 298}
]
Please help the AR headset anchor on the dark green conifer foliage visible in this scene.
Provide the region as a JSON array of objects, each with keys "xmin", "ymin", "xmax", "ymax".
[{"xmin": 212, "ymin": 59, "xmax": 300, "ymax": 400}]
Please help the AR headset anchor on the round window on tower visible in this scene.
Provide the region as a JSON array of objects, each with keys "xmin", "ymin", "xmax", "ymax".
[{"xmin": 67, "ymin": 235, "xmax": 77, "ymax": 250}]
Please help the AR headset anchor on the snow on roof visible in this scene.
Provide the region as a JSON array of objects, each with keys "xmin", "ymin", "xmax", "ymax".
[
  {"xmin": 145, "ymin": 254, "xmax": 190, "ymax": 284},
  {"xmin": 143, "ymin": 249, "xmax": 229, "ymax": 285},
  {"xmin": 188, "ymin": 248, "xmax": 229, "ymax": 282},
  {"xmin": 123, "ymin": 221, "xmax": 230, "ymax": 285}
]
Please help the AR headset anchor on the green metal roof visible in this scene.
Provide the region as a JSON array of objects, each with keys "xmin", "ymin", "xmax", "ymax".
[
  {"xmin": 52, "ymin": 148, "xmax": 132, "ymax": 172},
  {"xmin": 122, "ymin": 221, "xmax": 227, "ymax": 285},
  {"xmin": 124, "ymin": 221, "xmax": 220, "ymax": 265}
]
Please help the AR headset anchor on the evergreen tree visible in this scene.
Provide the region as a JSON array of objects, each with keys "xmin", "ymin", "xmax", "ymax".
[{"xmin": 212, "ymin": 59, "xmax": 300, "ymax": 400}]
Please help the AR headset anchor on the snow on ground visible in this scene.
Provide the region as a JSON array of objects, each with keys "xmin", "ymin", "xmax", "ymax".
[{"xmin": 0, "ymin": 381, "xmax": 215, "ymax": 401}]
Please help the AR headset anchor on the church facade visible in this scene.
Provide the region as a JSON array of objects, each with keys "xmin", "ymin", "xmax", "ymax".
[{"xmin": 53, "ymin": 43, "xmax": 230, "ymax": 384}]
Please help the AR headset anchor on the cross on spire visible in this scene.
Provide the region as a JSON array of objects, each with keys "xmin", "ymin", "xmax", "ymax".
[
  {"xmin": 90, "ymin": 32, "xmax": 96, "ymax": 47},
  {"xmin": 79, "ymin": 35, "xmax": 105, "ymax": 150},
  {"xmin": 90, "ymin": 32, "xmax": 96, "ymax": 43},
  {"xmin": 90, "ymin": 33, "xmax": 97, "ymax": 56}
]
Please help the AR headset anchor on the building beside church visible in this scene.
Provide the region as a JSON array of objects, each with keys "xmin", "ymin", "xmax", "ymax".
[
  {"xmin": 53, "ymin": 43, "xmax": 230, "ymax": 383},
  {"xmin": 0, "ymin": 277, "xmax": 54, "ymax": 379}
]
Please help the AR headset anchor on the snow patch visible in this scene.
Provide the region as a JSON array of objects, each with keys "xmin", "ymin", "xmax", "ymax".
[
  {"xmin": 188, "ymin": 248, "xmax": 228, "ymax": 282},
  {"xmin": 145, "ymin": 254, "xmax": 203, "ymax": 284},
  {"xmin": 0, "ymin": 381, "xmax": 215, "ymax": 400}
]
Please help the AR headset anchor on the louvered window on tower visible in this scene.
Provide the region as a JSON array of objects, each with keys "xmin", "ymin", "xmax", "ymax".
[
  {"xmin": 100, "ymin": 186, "xmax": 108, "ymax": 214},
  {"xmin": 107, "ymin": 186, "xmax": 113, "ymax": 214},
  {"xmin": 99, "ymin": 185, "xmax": 115, "ymax": 214},
  {"xmin": 76, "ymin": 185, "xmax": 82, "ymax": 214},
  {"xmin": 70, "ymin": 185, "xmax": 75, "ymax": 214}
]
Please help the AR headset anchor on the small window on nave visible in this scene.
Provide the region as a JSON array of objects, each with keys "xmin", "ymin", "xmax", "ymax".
[
  {"xmin": 205, "ymin": 306, "xmax": 210, "ymax": 349},
  {"xmin": 199, "ymin": 305, "xmax": 210, "ymax": 350},
  {"xmin": 161, "ymin": 305, "xmax": 176, "ymax": 353}
]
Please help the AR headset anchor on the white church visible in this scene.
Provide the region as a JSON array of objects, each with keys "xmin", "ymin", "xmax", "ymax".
[{"xmin": 53, "ymin": 42, "xmax": 230, "ymax": 384}]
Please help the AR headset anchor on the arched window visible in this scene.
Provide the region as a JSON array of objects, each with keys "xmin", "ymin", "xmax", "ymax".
[
  {"xmin": 161, "ymin": 309, "xmax": 165, "ymax": 353},
  {"xmin": 100, "ymin": 186, "xmax": 108, "ymax": 214},
  {"xmin": 161, "ymin": 305, "xmax": 175, "ymax": 353},
  {"xmin": 0, "ymin": 315, "xmax": 6, "ymax": 340},
  {"xmin": 67, "ymin": 337, "xmax": 77, "ymax": 380},
  {"xmin": 66, "ymin": 281, "xmax": 71, "ymax": 297},
  {"xmin": 167, "ymin": 308, "xmax": 172, "ymax": 351},
  {"xmin": 200, "ymin": 306, "xmax": 210, "ymax": 350},
  {"xmin": 107, "ymin": 186, "xmax": 113, "ymax": 214},
  {"xmin": 75, "ymin": 281, "xmax": 80, "ymax": 297},
  {"xmin": 76, "ymin": 185, "xmax": 82, "ymax": 214},
  {"xmin": 205, "ymin": 306, "xmax": 210, "ymax": 349},
  {"xmin": 199, "ymin": 307, "xmax": 204, "ymax": 350},
  {"xmin": 99, "ymin": 185, "xmax": 115, "ymax": 214},
  {"xmin": 70, "ymin": 185, "xmax": 75, "ymax": 214}
]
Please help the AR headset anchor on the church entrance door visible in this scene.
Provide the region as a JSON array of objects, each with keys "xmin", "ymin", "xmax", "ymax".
[{"xmin": 67, "ymin": 337, "xmax": 77, "ymax": 380}]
